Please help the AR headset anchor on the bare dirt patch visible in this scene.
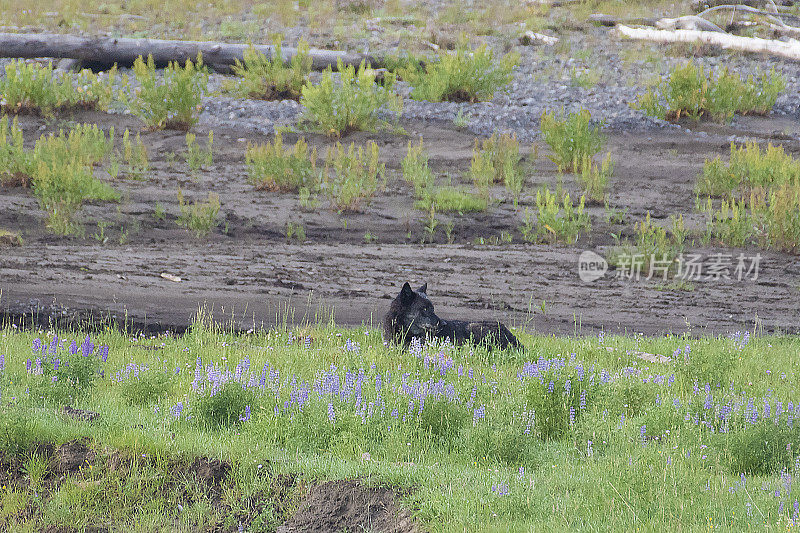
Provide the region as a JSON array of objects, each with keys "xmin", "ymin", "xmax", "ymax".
[
  {"xmin": 278, "ymin": 479, "xmax": 421, "ymax": 533},
  {"xmin": 0, "ymin": 110, "xmax": 798, "ymax": 336}
]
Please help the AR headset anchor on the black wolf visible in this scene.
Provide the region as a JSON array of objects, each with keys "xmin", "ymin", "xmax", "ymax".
[{"xmin": 384, "ymin": 282, "xmax": 522, "ymax": 350}]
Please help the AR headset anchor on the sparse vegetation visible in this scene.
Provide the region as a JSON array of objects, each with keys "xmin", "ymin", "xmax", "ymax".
[
  {"xmin": 576, "ymin": 152, "xmax": 613, "ymax": 204},
  {"xmin": 246, "ymin": 132, "xmax": 318, "ymax": 192},
  {"xmin": 186, "ymin": 131, "xmax": 214, "ymax": 173},
  {"xmin": 300, "ymin": 59, "xmax": 402, "ymax": 137},
  {"xmin": 322, "ymin": 141, "xmax": 384, "ymax": 212},
  {"xmin": 176, "ymin": 189, "xmax": 221, "ymax": 237},
  {"xmin": 635, "ymin": 61, "xmax": 785, "ymax": 123},
  {"xmin": 129, "ymin": 54, "xmax": 208, "ymax": 130},
  {"xmin": 520, "ymin": 188, "xmax": 590, "ymax": 244},
  {"xmin": 403, "ymin": 44, "xmax": 518, "ymax": 102}
]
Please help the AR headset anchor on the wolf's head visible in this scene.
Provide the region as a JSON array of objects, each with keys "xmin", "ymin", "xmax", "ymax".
[{"xmin": 390, "ymin": 282, "xmax": 441, "ymax": 339}]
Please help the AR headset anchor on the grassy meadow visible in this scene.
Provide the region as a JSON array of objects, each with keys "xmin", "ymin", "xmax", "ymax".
[{"xmin": 1, "ymin": 314, "xmax": 800, "ymax": 531}]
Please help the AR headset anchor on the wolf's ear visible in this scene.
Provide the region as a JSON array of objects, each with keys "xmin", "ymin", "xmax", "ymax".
[
  {"xmin": 417, "ymin": 283, "xmax": 427, "ymax": 294},
  {"xmin": 400, "ymin": 282, "xmax": 415, "ymax": 302}
]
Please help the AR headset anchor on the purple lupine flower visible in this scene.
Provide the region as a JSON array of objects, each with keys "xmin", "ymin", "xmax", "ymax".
[
  {"xmin": 49, "ymin": 335, "xmax": 59, "ymax": 355},
  {"xmin": 564, "ymin": 380, "xmax": 571, "ymax": 395},
  {"xmin": 239, "ymin": 405, "xmax": 251, "ymax": 422},
  {"xmin": 32, "ymin": 338, "xmax": 41, "ymax": 354},
  {"xmin": 26, "ymin": 358, "xmax": 31, "ymax": 372},
  {"xmin": 0, "ymin": 354, "xmax": 4, "ymax": 373},
  {"xmin": 171, "ymin": 402, "xmax": 184, "ymax": 418},
  {"xmin": 97, "ymin": 345, "xmax": 109, "ymax": 362},
  {"xmin": 640, "ymin": 425, "xmax": 646, "ymax": 444},
  {"xmin": 69, "ymin": 341, "xmax": 78, "ymax": 355},
  {"xmin": 327, "ymin": 402, "xmax": 335, "ymax": 423},
  {"xmin": 81, "ymin": 335, "xmax": 94, "ymax": 357},
  {"xmin": 580, "ymin": 390, "xmax": 587, "ymax": 410},
  {"xmin": 569, "ymin": 406, "xmax": 576, "ymax": 426},
  {"xmin": 473, "ymin": 405, "xmax": 485, "ymax": 424}
]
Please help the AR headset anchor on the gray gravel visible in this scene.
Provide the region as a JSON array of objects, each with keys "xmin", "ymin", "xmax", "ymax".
[{"xmin": 198, "ymin": 26, "xmax": 800, "ymax": 142}]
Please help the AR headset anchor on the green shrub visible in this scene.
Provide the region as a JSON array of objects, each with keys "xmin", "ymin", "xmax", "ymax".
[
  {"xmin": 246, "ymin": 132, "xmax": 318, "ymax": 191},
  {"xmin": 122, "ymin": 129, "xmax": 149, "ymax": 178},
  {"xmin": 468, "ymin": 145, "xmax": 493, "ymax": 198},
  {"xmin": 29, "ymin": 339, "xmax": 105, "ymax": 406},
  {"xmin": 521, "ymin": 188, "xmax": 590, "ymax": 244},
  {"xmin": 404, "ymin": 45, "xmax": 518, "ymax": 102},
  {"xmin": 31, "ymin": 125, "xmax": 119, "ymax": 234},
  {"xmin": 300, "ymin": 59, "xmax": 401, "ymax": 137},
  {"xmin": 194, "ymin": 382, "xmax": 255, "ymax": 428},
  {"xmin": 575, "ymin": 152, "xmax": 612, "ymax": 204},
  {"xmin": 120, "ymin": 371, "xmax": 174, "ymax": 406},
  {"xmin": 540, "ymin": 109, "xmax": 605, "ymax": 172},
  {"xmin": 635, "ymin": 61, "xmax": 785, "ymax": 123},
  {"xmin": 418, "ymin": 399, "xmax": 469, "ymax": 450},
  {"xmin": 702, "ymin": 197, "xmax": 754, "ymax": 247},
  {"xmin": 718, "ymin": 420, "xmax": 800, "ymax": 475},
  {"xmin": 130, "ymin": 54, "xmax": 208, "ymax": 130},
  {"xmin": 176, "ymin": 190, "xmax": 221, "ymax": 237},
  {"xmin": 0, "ymin": 60, "xmax": 118, "ymax": 115},
  {"xmin": 402, "ymin": 138, "xmax": 435, "ymax": 196},
  {"xmin": 470, "ymin": 132, "xmax": 525, "ymax": 205},
  {"xmin": 322, "ymin": 141, "xmax": 383, "ymax": 212},
  {"xmin": 764, "ymin": 184, "xmax": 800, "ymax": 252},
  {"xmin": 0, "ymin": 115, "xmax": 32, "ymax": 185},
  {"xmin": 228, "ymin": 39, "xmax": 312, "ymax": 101},
  {"xmin": 697, "ymin": 142, "xmax": 800, "ymax": 198},
  {"xmin": 522, "ymin": 368, "xmax": 597, "ymax": 441}
]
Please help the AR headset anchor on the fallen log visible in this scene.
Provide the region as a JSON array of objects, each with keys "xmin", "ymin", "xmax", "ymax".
[
  {"xmin": 0, "ymin": 32, "xmax": 380, "ymax": 72},
  {"xmin": 616, "ymin": 25, "xmax": 800, "ymax": 60}
]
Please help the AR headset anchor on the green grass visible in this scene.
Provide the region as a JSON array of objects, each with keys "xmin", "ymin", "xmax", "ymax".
[{"xmin": 1, "ymin": 320, "xmax": 800, "ymax": 531}]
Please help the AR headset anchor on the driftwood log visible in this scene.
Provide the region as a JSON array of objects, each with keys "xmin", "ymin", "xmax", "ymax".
[
  {"xmin": 0, "ymin": 32, "xmax": 380, "ymax": 72},
  {"xmin": 617, "ymin": 25, "xmax": 800, "ymax": 60}
]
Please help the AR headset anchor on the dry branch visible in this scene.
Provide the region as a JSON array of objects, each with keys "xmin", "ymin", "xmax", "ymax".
[
  {"xmin": 617, "ymin": 25, "xmax": 800, "ymax": 60},
  {"xmin": 0, "ymin": 32, "xmax": 380, "ymax": 72}
]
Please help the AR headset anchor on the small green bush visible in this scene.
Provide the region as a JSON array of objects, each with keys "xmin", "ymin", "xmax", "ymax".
[
  {"xmin": 608, "ymin": 213, "xmax": 685, "ymax": 277},
  {"xmin": 194, "ymin": 382, "xmax": 255, "ymax": 428},
  {"xmin": 697, "ymin": 142, "xmax": 800, "ymax": 198},
  {"xmin": 31, "ymin": 125, "xmax": 119, "ymax": 234},
  {"xmin": 186, "ymin": 131, "xmax": 213, "ymax": 173},
  {"xmin": 246, "ymin": 132, "xmax": 318, "ymax": 191},
  {"xmin": 718, "ymin": 420, "xmax": 800, "ymax": 475},
  {"xmin": 177, "ymin": 190, "xmax": 221, "ymax": 237},
  {"xmin": 122, "ymin": 129, "xmax": 149, "ymax": 178},
  {"xmin": 322, "ymin": 141, "xmax": 384, "ymax": 212},
  {"xmin": 523, "ymin": 367, "xmax": 597, "ymax": 441},
  {"xmin": 300, "ymin": 59, "xmax": 401, "ymax": 137},
  {"xmin": 120, "ymin": 371, "xmax": 174, "ymax": 406},
  {"xmin": 0, "ymin": 115, "xmax": 32, "ymax": 185},
  {"xmin": 404, "ymin": 45, "xmax": 518, "ymax": 102},
  {"xmin": 702, "ymin": 197, "xmax": 754, "ymax": 247},
  {"xmin": 0, "ymin": 60, "xmax": 118, "ymax": 115},
  {"xmin": 130, "ymin": 54, "xmax": 208, "ymax": 130},
  {"xmin": 575, "ymin": 153, "xmax": 613, "ymax": 204},
  {"xmin": 29, "ymin": 342, "xmax": 104, "ymax": 406},
  {"xmin": 635, "ymin": 61, "xmax": 785, "ymax": 123},
  {"xmin": 540, "ymin": 109, "xmax": 605, "ymax": 172},
  {"xmin": 228, "ymin": 39, "xmax": 312, "ymax": 100},
  {"xmin": 402, "ymin": 138, "xmax": 435, "ymax": 196},
  {"xmin": 521, "ymin": 188, "xmax": 590, "ymax": 244}
]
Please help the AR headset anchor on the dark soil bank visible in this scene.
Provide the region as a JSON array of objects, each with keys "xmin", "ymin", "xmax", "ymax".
[{"xmin": 1, "ymin": 110, "xmax": 799, "ymax": 336}]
